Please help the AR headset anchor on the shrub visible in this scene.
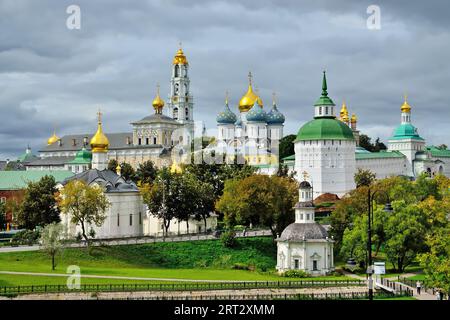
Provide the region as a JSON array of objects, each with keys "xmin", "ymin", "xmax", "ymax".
[
  {"xmin": 281, "ymin": 270, "xmax": 309, "ymax": 278},
  {"xmin": 232, "ymin": 263, "xmax": 249, "ymax": 270},
  {"xmin": 233, "ymin": 225, "xmax": 245, "ymax": 232},
  {"xmin": 257, "ymin": 262, "xmax": 272, "ymax": 272},
  {"xmin": 11, "ymin": 230, "xmax": 41, "ymax": 245},
  {"xmin": 220, "ymin": 230, "xmax": 237, "ymax": 248}
]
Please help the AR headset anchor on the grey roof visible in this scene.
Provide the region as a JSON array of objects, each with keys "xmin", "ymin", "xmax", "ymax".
[
  {"xmin": 39, "ymin": 132, "xmax": 166, "ymax": 153},
  {"xmin": 0, "ymin": 161, "xmax": 25, "ymax": 171},
  {"xmin": 131, "ymin": 113, "xmax": 181, "ymax": 125},
  {"xmin": 26, "ymin": 156, "xmax": 74, "ymax": 166},
  {"xmin": 62, "ymin": 169, "xmax": 139, "ymax": 193},
  {"xmin": 299, "ymin": 181, "xmax": 311, "ymax": 188},
  {"xmin": 278, "ymin": 223, "xmax": 328, "ymax": 241}
]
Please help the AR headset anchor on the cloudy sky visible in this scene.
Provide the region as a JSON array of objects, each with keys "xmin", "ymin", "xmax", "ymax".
[{"xmin": 1, "ymin": 0, "xmax": 449, "ymax": 159}]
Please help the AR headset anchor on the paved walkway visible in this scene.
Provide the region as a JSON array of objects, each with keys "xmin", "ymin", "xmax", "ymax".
[
  {"xmin": 0, "ymin": 230, "xmax": 272, "ymax": 253},
  {"xmin": 342, "ymin": 270, "xmax": 435, "ymax": 300}
]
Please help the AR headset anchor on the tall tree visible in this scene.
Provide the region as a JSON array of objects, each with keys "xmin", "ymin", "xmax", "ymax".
[
  {"xmin": 136, "ymin": 160, "xmax": 158, "ymax": 185},
  {"xmin": 57, "ymin": 180, "xmax": 110, "ymax": 244},
  {"xmin": 354, "ymin": 168, "xmax": 376, "ymax": 188},
  {"xmin": 119, "ymin": 162, "xmax": 137, "ymax": 182},
  {"xmin": 279, "ymin": 134, "xmax": 296, "ymax": 159},
  {"xmin": 216, "ymin": 175, "xmax": 298, "ymax": 238},
  {"xmin": 40, "ymin": 222, "xmax": 64, "ymax": 270},
  {"xmin": 359, "ymin": 134, "xmax": 387, "ymax": 152},
  {"xmin": 16, "ymin": 175, "xmax": 60, "ymax": 230}
]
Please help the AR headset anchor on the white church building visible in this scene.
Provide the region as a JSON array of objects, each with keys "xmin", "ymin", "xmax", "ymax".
[{"xmin": 276, "ymin": 180, "xmax": 334, "ymax": 275}]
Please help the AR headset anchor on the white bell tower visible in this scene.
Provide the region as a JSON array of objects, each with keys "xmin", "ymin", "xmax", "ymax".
[{"xmin": 166, "ymin": 44, "xmax": 194, "ymax": 145}]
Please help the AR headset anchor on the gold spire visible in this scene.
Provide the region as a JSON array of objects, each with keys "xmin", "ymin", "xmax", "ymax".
[
  {"xmin": 116, "ymin": 164, "xmax": 121, "ymax": 175},
  {"xmin": 401, "ymin": 93, "xmax": 411, "ymax": 113},
  {"xmin": 238, "ymin": 72, "xmax": 262, "ymax": 112},
  {"xmin": 47, "ymin": 129, "xmax": 60, "ymax": 145},
  {"xmin": 173, "ymin": 43, "xmax": 188, "ymax": 65},
  {"xmin": 152, "ymin": 83, "xmax": 165, "ymax": 114},
  {"xmin": 90, "ymin": 109, "xmax": 109, "ymax": 153},
  {"xmin": 351, "ymin": 113, "xmax": 357, "ymax": 123}
]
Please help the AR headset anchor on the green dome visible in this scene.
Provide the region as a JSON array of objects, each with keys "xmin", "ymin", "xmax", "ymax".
[
  {"xmin": 69, "ymin": 148, "xmax": 92, "ymax": 164},
  {"xmin": 390, "ymin": 123, "xmax": 424, "ymax": 141},
  {"xmin": 296, "ymin": 118, "xmax": 355, "ymax": 141}
]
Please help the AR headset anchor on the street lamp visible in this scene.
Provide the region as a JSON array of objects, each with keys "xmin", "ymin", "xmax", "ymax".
[{"xmin": 367, "ymin": 188, "xmax": 392, "ymax": 301}]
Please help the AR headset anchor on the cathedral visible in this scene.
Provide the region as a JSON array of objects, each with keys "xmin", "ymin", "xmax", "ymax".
[{"xmin": 213, "ymin": 72, "xmax": 285, "ymax": 167}]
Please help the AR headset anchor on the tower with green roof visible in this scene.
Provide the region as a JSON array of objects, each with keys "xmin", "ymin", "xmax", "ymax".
[
  {"xmin": 294, "ymin": 71, "xmax": 356, "ymax": 197},
  {"xmin": 387, "ymin": 95, "xmax": 425, "ymax": 177},
  {"xmin": 66, "ymin": 147, "xmax": 92, "ymax": 173}
]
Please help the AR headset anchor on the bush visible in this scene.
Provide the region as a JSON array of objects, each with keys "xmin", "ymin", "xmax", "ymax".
[
  {"xmin": 233, "ymin": 225, "xmax": 245, "ymax": 232},
  {"xmin": 281, "ymin": 270, "xmax": 309, "ymax": 278},
  {"xmin": 232, "ymin": 263, "xmax": 250, "ymax": 270},
  {"xmin": 257, "ymin": 262, "xmax": 272, "ymax": 272},
  {"xmin": 11, "ymin": 230, "xmax": 41, "ymax": 245},
  {"xmin": 220, "ymin": 231, "xmax": 237, "ymax": 248}
]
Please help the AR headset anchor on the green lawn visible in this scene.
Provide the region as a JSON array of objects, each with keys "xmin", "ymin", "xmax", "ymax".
[{"xmin": 0, "ymin": 237, "xmax": 352, "ymax": 285}]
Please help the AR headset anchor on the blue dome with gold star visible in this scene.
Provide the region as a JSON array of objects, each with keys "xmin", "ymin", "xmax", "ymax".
[
  {"xmin": 266, "ymin": 103, "xmax": 285, "ymax": 124},
  {"xmin": 217, "ymin": 101, "xmax": 237, "ymax": 124},
  {"xmin": 246, "ymin": 104, "xmax": 267, "ymax": 122}
]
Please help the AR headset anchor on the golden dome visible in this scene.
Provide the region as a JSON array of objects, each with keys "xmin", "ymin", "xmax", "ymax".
[
  {"xmin": 173, "ymin": 46, "xmax": 188, "ymax": 65},
  {"xmin": 47, "ymin": 131, "xmax": 60, "ymax": 145},
  {"xmin": 340, "ymin": 101, "xmax": 349, "ymax": 122},
  {"xmin": 238, "ymin": 72, "xmax": 262, "ymax": 112},
  {"xmin": 152, "ymin": 84, "xmax": 165, "ymax": 113},
  {"xmin": 401, "ymin": 94, "xmax": 411, "ymax": 113},
  {"xmin": 170, "ymin": 161, "xmax": 182, "ymax": 174},
  {"xmin": 90, "ymin": 111, "xmax": 109, "ymax": 153},
  {"xmin": 351, "ymin": 113, "xmax": 357, "ymax": 123}
]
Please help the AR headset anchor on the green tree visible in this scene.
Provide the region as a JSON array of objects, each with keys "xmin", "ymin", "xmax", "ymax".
[
  {"xmin": 384, "ymin": 201, "xmax": 427, "ymax": 272},
  {"xmin": 340, "ymin": 214, "xmax": 368, "ymax": 267},
  {"xmin": 16, "ymin": 175, "xmax": 60, "ymax": 230},
  {"xmin": 40, "ymin": 222, "xmax": 64, "ymax": 270},
  {"xmin": 216, "ymin": 175, "xmax": 297, "ymax": 238},
  {"xmin": 119, "ymin": 162, "xmax": 137, "ymax": 182},
  {"xmin": 57, "ymin": 180, "xmax": 110, "ymax": 245},
  {"xmin": 107, "ymin": 159, "xmax": 119, "ymax": 171},
  {"xmin": 354, "ymin": 168, "xmax": 376, "ymax": 188},
  {"xmin": 279, "ymin": 134, "xmax": 296, "ymax": 159},
  {"xmin": 136, "ymin": 160, "xmax": 158, "ymax": 185},
  {"xmin": 359, "ymin": 134, "xmax": 386, "ymax": 152},
  {"xmin": 419, "ymin": 225, "xmax": 450, "ymax": 297},
  {"xmin": 0, "ymin": 201, "xmax": 6, "ymax": 230}
]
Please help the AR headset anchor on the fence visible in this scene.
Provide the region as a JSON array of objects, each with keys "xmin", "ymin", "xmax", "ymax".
[
  {"xmin": 0, "ymin": 279, "xmax": 366, "ymax": 296},
  {"xmin": 378, "ymin": 278, "xmax": 414, "ymax": 296},
  {"xmin": 397, "ymin": 277, "xmax": 434, "ymax": 295},
  {"xmin": 112, "ymin": 291, "xmax": 408, "ymax": 300}
]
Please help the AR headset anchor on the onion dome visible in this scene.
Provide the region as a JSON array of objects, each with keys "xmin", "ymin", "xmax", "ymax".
[
  {"xmin": 90, "ymin": 110, "xmax": 110, "ymax": 153},
  {"xmin": 266, "ymin": 94, "xmax": 285, "ymax": 124},
  {"xmin": 173, "ymin": 45, "xmax": 188, "ymax": 65},
  {"xmin": 339, "ymin": 101, "xmax": 349, "ymax": 123},
  {"xmin": 246, "ymin": 103, "xmax": 267, "ymax": 122},
  {"xmin": 69, "ymin": 147, "xmax": 92, "ymax": 165},
  {"xmin": 299, "ymin": 180, "xmax": 311, "ymax": 189},
  {"xmin": 47, "ymin": 130, "xmax": 60, "ymax": 145},
  {"xmin": 401, "ymin": 94, "xmax": 411, "ymax": 113},
  {"xmin": 239, "ymin": 72, "xmax": 262, "ymax": 113},
  {"xmin": 351, "ymin": 113, "xmax": 357, "ymax": 124},
  {"xmin": 152, "ymin": 84, "xmax": 165, "ymax": 114},
  {"xmin": 390, "ymin": 123, "xmax": 424, "ymax": 141},
  {"xmin": 217, "ymin": 93, "xmax": 237, "ymax": 124}
]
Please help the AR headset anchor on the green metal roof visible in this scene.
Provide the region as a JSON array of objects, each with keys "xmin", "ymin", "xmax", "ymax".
[
  {"xmin": 0, "ymin": 171, "xmax": 74, "ymax": 190},
  {"xmin": 68, "ymin": 148, "xmax": 92, "ymax": 164},
  {"xmin": 17, "ymin": 150, "xmax": 38, "ymax": 163},
  {"xmin": 355, "ymin": 151, "xmax": 406, "ymax": 160},
  {"xmin": 295, "ymin": 118, "xmax": 355, "ymax": 141},
  {"xmin": 425, "ymin": 146, "xmax": 450, "ymax": 158},
  {"xmin": 389, "ymin": 123, "xmax": 424, "ymax": 141}
]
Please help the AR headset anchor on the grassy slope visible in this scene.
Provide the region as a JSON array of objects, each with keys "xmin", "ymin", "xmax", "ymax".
[{"xmin": 0, "ymin": 237, "xmax": 352, "ymax": 285}]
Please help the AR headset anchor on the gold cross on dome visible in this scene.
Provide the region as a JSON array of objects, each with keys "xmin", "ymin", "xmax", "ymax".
[
  {"xmin": 302, "ymin": 171, "xmax": 309, "ymax": 181},
  {"xmin": 97, "ymin": 109, "xmax": 103, "ymax": 123},
  {"xmin": 272, "ymin": 91, "xmax": 277, "ymax": 106},
  {"xmin": 225, "ymin": 90, "xmax": 229, "ymax": 104},
  {"xmin": 156, "ymin": 83, "xmax": 160, "ymax": 95}
]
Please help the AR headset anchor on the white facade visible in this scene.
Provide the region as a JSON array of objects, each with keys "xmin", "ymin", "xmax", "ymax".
[
  {"xmin": 276, "ymin": 181, "xmax": 334, "ymax": 275},
  {"xmin": 144, "ymin": 213, "xmax": 218, "ymax": 236},
  {"xmin": 295, "ymin": 139, "xmax": 356, "ymax": 198}
]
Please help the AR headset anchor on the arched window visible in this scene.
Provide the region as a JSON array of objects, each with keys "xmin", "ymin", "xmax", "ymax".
[{"xmin": 175, "ymin": 65, "xmax": 180, "ymax": 77}]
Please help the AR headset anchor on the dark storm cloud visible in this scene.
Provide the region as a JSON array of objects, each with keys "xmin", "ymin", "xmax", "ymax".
[{"xmin": 0, "ymin": 0, "xmax": 449, "ymax": 159}]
